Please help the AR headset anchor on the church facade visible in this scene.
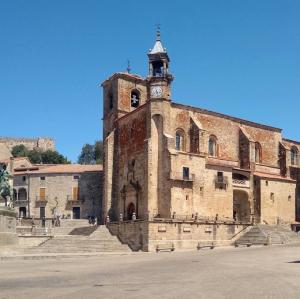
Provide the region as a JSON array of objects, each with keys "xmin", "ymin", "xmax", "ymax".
[{"xmin": 102, "ymin": 31, "xmax": 300, "ymax": 250}]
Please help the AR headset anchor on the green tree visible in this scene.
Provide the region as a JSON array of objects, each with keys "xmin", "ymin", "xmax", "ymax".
[
  {"xmin": 78, "ymin": 144, "xmax": 95, "ymax": 164},
  {"xmin": 41, "ymin": 150, "xmax": 70, "ymax": 164},
  {"xmin": 94, "ymin": 141, "xmax": 103, "ymax": 164},
  {"xmin": 27, "ymin": 149, "xmax": 42, "ymax": 164},
  {"xmin": 78, "ymin": 141, "xmax": 103, "ymax": 165},
  {"xmin": 11, "ymin": 145, "xmax": 70, "ymax": 164},
  {"xmin": 11, "ymin": 144, "xmax": 29, "ymax": 157}
]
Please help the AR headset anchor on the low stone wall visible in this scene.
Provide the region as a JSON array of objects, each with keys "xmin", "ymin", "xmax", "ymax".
[
  {"xmin": 108, "ymin": 221, "xmax": 148, "ymax": 251},
  {"xmin": 108, "ymin": 220, "xmax": 251, "ymax": 252},
  {"xmin": 0, "ymin": 208, "xmax": 18, "ymax": 246}
]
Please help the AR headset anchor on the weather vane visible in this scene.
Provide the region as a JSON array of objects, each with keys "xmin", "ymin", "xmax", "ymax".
[
  {"xmin": 156, "ymin": 23, "xmax": 161, "ymax": 41},
  {"xmin": 126, "ymin": 59, "xmax": 131, "ymax": 73}
]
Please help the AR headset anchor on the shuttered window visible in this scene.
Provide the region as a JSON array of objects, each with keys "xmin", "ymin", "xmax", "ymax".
[{"xmin": 72, "ymin": 187, "xmax": 79, "ymax": 201}]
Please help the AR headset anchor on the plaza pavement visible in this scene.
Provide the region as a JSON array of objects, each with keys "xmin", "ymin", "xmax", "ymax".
[{"xmin": 1, "ymin": 244, "xmax": 300, "ymax": 299}]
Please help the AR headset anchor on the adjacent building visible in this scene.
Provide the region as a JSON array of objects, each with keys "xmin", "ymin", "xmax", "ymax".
[{"xmin": 0, "ymin": 157, "xmax": 103, "ymax": 220}]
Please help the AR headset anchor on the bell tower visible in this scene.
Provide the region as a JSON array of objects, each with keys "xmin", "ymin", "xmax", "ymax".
[{"xmin": 147, "ymin": 27, "xmax": 173, "ymax": 100}]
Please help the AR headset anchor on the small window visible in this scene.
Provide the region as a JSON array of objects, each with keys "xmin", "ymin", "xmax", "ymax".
[
  {"xmin": 270, "ymin": 192, "xmax": 274, "ymax": 201},
  {"xmin": 185, "ymin": 195, "xmax": 189, "ymax": 201},
  {"xmin": 131, "ymin": 90, "xmax": 140, "ymax": 108},
  {"xmin": 183, "ymin": 167, "xmax": 190, "ymax": 180},
  {"xmin": 40, "ymin": 176, "xmax": 46, "ymax": 181},
  {"xmin": 217, "ymin": 172, "xmax": 224, "ymax": 182},
  {"xmin": 72, "ymin": 187, "xmax": 79, "ymax": 201},
  {"xmin": 209, "ymin": 136, "xmax": 217, "ymax": 157},
  {"xmin": 255, "ymin": 142, "xmax": 262, "ymax": 163},
  {"xmin": 266, "ymin": 181, "xmax": 268, "ymax": 186},
  {"xmin": 73, "ymin": 175, "xmax": 79, "ymax": 180},
  {"xmin": 288, "ymin": 195, "xmax": 292, "ymax": 201},
  {"xmin": 175, "ymin": 130, "xmax": 184, "ymax": 151},
  {"xmin": 22, "ymin": 176, "xmax": 26, "ymax": 182},
  {"xmin": 291, "ymin": 147, "xmax": 298, "ymax": 166},
  {"xmin": 109, "ymin": 93, "xmax": 113, "ymax": 110},
  {"xmin": 39, "ymin": 188, "xmax": 46, "ymax": 201}
]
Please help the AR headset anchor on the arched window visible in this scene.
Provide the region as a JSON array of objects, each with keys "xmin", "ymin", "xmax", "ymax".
[
  {"xmin": 291, "ymin": 147, "xmax": 298, "ymax": 166},
  {"xmin": 175, "ymin": 130, "xmax": 185, "ymax": 151},
  {"xmin": 131, "ymin": 90, "xmax": 140, "ymax": 108},
  {"xmin": 255, "ymin": 142, "xmax": 262, "ymax": 163},
  {"xmin": 18, "ymin": 188, "xmax": 27, "ymax": 202},
  {"xmin": 152, "ymin": 61, "xmax": 164, "ymax": 77},
  {"xmin": 13, "ymin": 189, "xmax": 17, "ymax": 201},
  {"xmin": 208, "ymin": 136, "xmax": 217, "ymax": 157}
]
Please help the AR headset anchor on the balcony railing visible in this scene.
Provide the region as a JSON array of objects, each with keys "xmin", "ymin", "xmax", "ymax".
[
  {"xmin": 36, "ymin": 196, "xmax": 48, "ymax": 203},
  {"xmin": 215, "ymin": 176, "xmax": 228, "ymax": 190},
  {"xmin": 14, "ymin": 199, "xmax": 29, "ymax": 206},
  {"xmin": 67, "ymin": 195, "xmax": 79, "ymax": 202},
  {"xmin": 232, "ymin": 179, "xmax": 250, "ymax": 188},
  {"xmin": 170, "ymin": 172, "xmax": 195, "ymax": 182},
  {"xmin": 66, "ymin": 195, "xmax": 84, "ymax": 203}
]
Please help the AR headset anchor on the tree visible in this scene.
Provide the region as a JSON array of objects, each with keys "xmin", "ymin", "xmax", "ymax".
[
  {"xmin": 11, "ymin": 144, "xmax": 29, "ymax": 158},
  {"xmin": 94, "ymin": 141, "xmax": 103, "ymax": 164},
  {"xmin": 78, "ymin": 141, "xmax": 103, "ymax": 165},
  {"xmin": 78, "ymin": 144, "xmax": 95, "ymax": 165},
  {"xmin": 11, "ymin": 145, "xmax": 70, "ymax": 164},
  {"xmin": 41, "ymin": 150, "xmax": 70, "ymax": 164}
]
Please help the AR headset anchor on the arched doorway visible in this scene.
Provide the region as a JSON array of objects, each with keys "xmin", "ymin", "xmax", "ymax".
[
  {"xmin": 233, "ymin": 190, "xmax": 250, "ymax": 222},
  {"xmin": 127, "ymin": 202, "xmax": 135, "ymax": 220}
]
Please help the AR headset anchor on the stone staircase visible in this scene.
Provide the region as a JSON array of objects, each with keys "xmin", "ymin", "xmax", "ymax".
[
  {"xmin": 52, "ymin": 219, "xmax": 90, "ymax": 236},
  {"xmin": 235, "ymin": 224, "xmax": 300, "ymax": 246},
  {"xmin": 22, "ymin": 224, "xmax": 131, "ymax": 254}
]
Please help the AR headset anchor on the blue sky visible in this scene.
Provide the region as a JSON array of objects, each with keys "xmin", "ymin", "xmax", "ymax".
[{"xmin": 1, "ymin": 0, "xmax": 299, "ymax": 162}]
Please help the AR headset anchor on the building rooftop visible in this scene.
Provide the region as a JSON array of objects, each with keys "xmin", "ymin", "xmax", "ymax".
[{"xmin": 14, "ymin": 164, "xmax": 103, "ymax": 175}]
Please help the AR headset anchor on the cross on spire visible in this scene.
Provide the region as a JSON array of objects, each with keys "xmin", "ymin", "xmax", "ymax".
[{"xmin": 156, "ymin": 24, "xmax": 161, "ymax": 41}]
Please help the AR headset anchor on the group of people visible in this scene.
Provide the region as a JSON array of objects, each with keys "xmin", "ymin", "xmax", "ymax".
[{"xmin": 88, "ymin": 216, "xmax": 97, "ymax": 226}]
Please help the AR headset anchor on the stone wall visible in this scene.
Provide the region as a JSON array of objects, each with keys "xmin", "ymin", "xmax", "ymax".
[
  {"xmin": 0, "ymin": 208, "xmax": 18, "ymax": 246},
  {"xmin": 259, "ymin": 178, "xmax": 295, "ymax": 224},
  {"xmin": 108, "ymin": 220, "xmax": 250, "ymax": 252},
  {"xmin": 0, "ymin": 137, "xmax": 55, "ymax": 152}
]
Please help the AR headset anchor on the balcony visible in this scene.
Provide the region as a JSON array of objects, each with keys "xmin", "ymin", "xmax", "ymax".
[
  {"xmin": 170, "ymin": 172, "xmax": 195, "ymax": 182},
  {"xmin": 232, "ymin": 173, "xmax": 250, "ymax": 188},
  {"xmin": 14, "ymin": 199, "xmax": 29, "ymax": 206},
  {"xmin": 35, "ymin": 196, "xmax": 48, "ymax": 204},
  {"xmin": 232, "ymin": 179, "xmax": 250, "ymax": 188},
  {"xmin": 66, "ymin": 195, "xmax": 83, "ymax": 204},
  {"xmin": 215, "ymin": 176, "xmax": 228, "ymax": 190}
]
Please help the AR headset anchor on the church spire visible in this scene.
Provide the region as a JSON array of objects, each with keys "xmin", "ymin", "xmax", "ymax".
[{"xmin": 149, "ymin": 25, "xmax": 166, "ymax": 55}]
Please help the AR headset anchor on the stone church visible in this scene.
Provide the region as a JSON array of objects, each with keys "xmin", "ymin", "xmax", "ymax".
[{"xmin": 102, "ymin": 30, "xmax": 300, "ymax": 250}]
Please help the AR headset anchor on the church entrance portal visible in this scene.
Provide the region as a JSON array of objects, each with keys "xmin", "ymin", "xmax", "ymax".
[{"xmin": 233, "ymin": 190, "xmax": 250, "ymax": 222}]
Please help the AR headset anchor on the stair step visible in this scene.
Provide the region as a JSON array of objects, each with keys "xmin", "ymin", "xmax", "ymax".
[
  {"xmin": 236, "ymin": 224, "xmax": 300, "ymax": 246},
  {"xmin": 22, "ymin": 225, "xmax": 131, "ymax": 254}
]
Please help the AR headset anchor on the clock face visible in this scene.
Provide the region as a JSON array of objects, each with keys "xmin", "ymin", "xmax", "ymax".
[{"xmin": 151, "ymin": 86, "xmax": 163, "ymax": 98}]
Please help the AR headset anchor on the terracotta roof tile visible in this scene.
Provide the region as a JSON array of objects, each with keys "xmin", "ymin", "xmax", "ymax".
[{"xmin": 14, "ymin": 164, "xmax": 102, "ymax": 175}]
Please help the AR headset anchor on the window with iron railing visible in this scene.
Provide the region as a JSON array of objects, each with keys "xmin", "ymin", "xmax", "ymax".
[{"xmin": 215, "ymin": 172, "xmax": 228, "ymax": 190}]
